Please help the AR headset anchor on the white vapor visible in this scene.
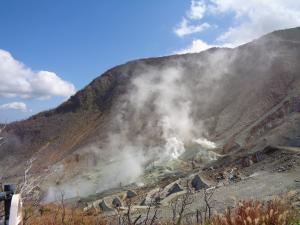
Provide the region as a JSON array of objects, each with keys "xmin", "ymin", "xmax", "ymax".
[
  {"xmin": 194, "ymin": 138, "xmax": 216, "ymax": 149},
  {"xmin": 44, "ymin": 62, "xmax": 222, "ymax": 201},
  {"xmin": 0, "ymin": 49, "xmax": 76, "ymax": 99},
  {"xmin": 0, "ymin": 102, "xmax": 28, "ymax": 112}
]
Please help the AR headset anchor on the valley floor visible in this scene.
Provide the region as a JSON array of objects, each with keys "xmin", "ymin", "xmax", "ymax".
[{"xmin": 78, "ymin": 145, "xmax": 300, "ymax": 223}]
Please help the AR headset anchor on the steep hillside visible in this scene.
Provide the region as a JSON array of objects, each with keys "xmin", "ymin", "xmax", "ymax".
[{"xmin": 1, "ymin": 27, "xmax": 300, "ymax": 199}]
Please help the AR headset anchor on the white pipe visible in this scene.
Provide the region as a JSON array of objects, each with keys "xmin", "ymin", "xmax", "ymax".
[{"xmin": 9, "ymin": 194, "xmax": 23, "ymax": 225}]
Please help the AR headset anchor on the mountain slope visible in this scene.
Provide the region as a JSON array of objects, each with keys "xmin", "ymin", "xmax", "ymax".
[{"xmin": 1, "ymin": 27, "xmax": 300, "ymax": 198}]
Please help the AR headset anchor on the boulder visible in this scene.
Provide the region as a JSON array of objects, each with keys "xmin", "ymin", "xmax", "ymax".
[
  {"xmin": 141, "ymin": 188, "xmax": 160, "ymax": 206},
  {"xmin": 191, "ymin": 174, "xmax": 208, "ymax": 191},
  {"xmin": 112, "ymin": 196, "xmax": 122, "ymax": 208},
  {"xmin": 126, "ymin": 190, "xmax": 137, "ymax": 199},
  {"xmin": 167, "ymin": 183, "xmax": 183, "ymax": 196},
  {"xmin": 99, "ymin": 199, "xmax": 114, "ymax": 212}
]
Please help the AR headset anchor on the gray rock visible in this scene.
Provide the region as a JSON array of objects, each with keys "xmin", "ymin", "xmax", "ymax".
[
  {"xmin": 112, "ymin": 196, "xmax": 122, "ymax": 208},
  {"xmin": 126, "ymin": 190, "xmax": 137, "ymax": 199},
  {"xmin": 191, "ymin": 175, "xmax": 208, "ymax": 191},
  {"xmin": 167, "ymin": 183, "xmax": 183, "ymax": 196},
  {"xmin": 141, "ymin": 188, "xmax": 160, "ymax": 206},
  {"xmin": 99, "ymin": 199, "xmax": 114, "ymax": 212}
]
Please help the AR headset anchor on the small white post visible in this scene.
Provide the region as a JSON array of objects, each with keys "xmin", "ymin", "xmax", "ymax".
[{"xmin": 8, "ymin": 194, "xmax": 23, "ymax": 225}]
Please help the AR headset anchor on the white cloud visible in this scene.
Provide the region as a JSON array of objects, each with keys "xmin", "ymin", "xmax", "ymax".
[
  {"xmin": 188, "ymin": 0, "xmax": 206, "ymax": 20},
  {"xmin": 0, "ymin": 49, "xmax": 76, "ymax": 99},
  {"xmin": 174, "ymin": 0, "xmax": 210, "ymax": 37},
  {"xmin": 174, "ymin": 19, "xmax": 210, "ymax": 37},
  {"xmin": 211, "ymin": 0, "xmax": 300, "ymax": 46},
  {"xmin": 174, "ymin": 0, "xmax": 300, "ymax": 53},
  {"xmin": 175, "ymin": 39, "xmax": 214, "ymax": 54},
  {"xmin": 0, "ymin": 102, "xmax": 28, "ymax": 112}
]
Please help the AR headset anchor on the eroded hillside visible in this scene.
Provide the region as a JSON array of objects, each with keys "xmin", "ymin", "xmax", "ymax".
[{"xmin": 1, "ymin": 27, "xmax": 300, "ymax": 201}]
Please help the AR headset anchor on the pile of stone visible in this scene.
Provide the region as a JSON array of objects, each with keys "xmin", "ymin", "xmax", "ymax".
[
  {"xmin": 84, "ymin": 189, "xmax": 138, "ymax": 214},
  {"xmin": 86, "ymin": 175, "xmax": 212, "ymax": 211},
  {"xmin": 140, "ymin": 174, "xmax": 211, "ymax": 206}
]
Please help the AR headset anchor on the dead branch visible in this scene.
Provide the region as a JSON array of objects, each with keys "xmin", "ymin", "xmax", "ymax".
[
  {"xmin": 149, "ymin": 208, "xmax": 158, "ymax": 225},
  {"xmin": 0, "ymin": 124, "xmax": 6, "ymax": 147},
  {"xmin": 60, "ymin": 191, "xmax": 66, "ymax": 225},
  {"xmin": 176, "ymin": 187, "xmax": 194, "ymax": 225},
  {"xmin": 171, "ymin": 197, "xmax": 179, "ymax": 223},
  {"xmin": 204, "ymin": 187, "xmax": 215, "ymax": 220},
  {"xmin": 133, "ymin": 214, "xmax": 142, "ymax": 225},
  {"xmin": 125, "ymin": 199, "xmax": 133, "ymax": 225}
]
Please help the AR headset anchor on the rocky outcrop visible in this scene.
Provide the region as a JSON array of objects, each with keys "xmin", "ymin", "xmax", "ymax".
[
  {"xmin": 99, "ymin": 199, "xmax": 114, "ymax": 212},
  {"xmin": 126, "ymin": 190, "xmax": 137, "ymax": 199},
  {"xmin": 112, "ymin": 197, "xmax": 122, "ymax": 208},
  {"xmin": 191, "ymin": 175, "xmax": 208, "ymax": 191},
  {"xmin": 167, "ymin": 183, "xmax": 183, "ymax": 196}
]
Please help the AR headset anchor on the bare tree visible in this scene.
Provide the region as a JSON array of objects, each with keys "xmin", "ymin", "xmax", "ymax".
[
  {"xmin": 195, "ymin": 187, "xmax": 216, "ymax": 224},
  {"xmin": 176, "ymin": 189, "xmax": 194, "ymax": 225},
  {"xmin": 148, "ymin": 208, "xmax": 158, "ymax": 225},
  {"xmin": 171, "ymin": 196, "xmax": 179, "ymax": 223},
  {"xmin": 141, "ymin": 197, "xmax": 159, "ymax": 225},
  {"xmin": 203, "ymin": 188, "xmax": 215, "ymax": 220},
  {"xmin": 170, "ymin": 186, "xmax": 194, "ymax": 225},
  {"xmin": 118, "ymin": 193, "xmax": 160, "ymax": 225},
  {"xmin": 0, "ymin": 124, "xmax": 6, "ymax": 147},
  {"xmin": 125, "ymin": 199, "xmax": 133, "ymax": 225},
  {"xmin": 19, "ymin": 155, "xmax": 44, "ymax": 204},
  {"xmin": 19, "ymin": 145, "xmax": 51, "ymax": 203},
  {"xmin": 59, "ymin": 191, "xmax": 66, "ymax": 225}
]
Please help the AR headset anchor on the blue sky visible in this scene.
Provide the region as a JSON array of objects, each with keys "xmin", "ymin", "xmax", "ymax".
[{"xmin": 1, "ymin": 0, "xmax": 300, "ymax": 122}]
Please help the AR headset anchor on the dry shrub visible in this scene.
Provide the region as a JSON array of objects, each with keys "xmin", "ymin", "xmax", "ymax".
[
  {"xmin": 22, "ymin": 198, "xmax": 299, "ymax": 225},
  {"xmin": 23, "ymin": 203, "xmax": 107, "ymax": 225},
  {"xmin": 212, "ymin": 199, "xmax": 299, "ymax": 225}
]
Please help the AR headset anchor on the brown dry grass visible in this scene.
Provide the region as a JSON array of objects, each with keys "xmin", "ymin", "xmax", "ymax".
[
  {"xmin": 23, "ymin": 198, "xmax": 299, "ymax": 225},
  {"xmin": 211, "ymin": 199, "xmax": 299, "ymax": 225},
  {"xmin": 23, "ymin": 203, "xmax": 107, "ymax": 225}
]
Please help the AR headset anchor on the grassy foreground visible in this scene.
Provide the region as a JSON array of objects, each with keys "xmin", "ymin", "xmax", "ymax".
[{"xmin": 22, "ymin": 198, "xmax": 299, "ymax": 225}]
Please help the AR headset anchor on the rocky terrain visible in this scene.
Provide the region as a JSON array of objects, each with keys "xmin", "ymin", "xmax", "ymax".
[{"xmin": 0, "ymin": 27, "xmax": 300, "ymax": 216}]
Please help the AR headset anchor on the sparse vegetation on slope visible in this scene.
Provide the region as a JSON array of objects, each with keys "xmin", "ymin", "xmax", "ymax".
[
  {"xmin": 211, "ymin": 199, "xmax": 299, "ymax": 225},
  {"xmin": 23, "ymin": 197, "xmax": 299, "ymax": 225},
  {"xmin": 2, "ymin": 27, "xmax": 300, "ymax": 189}
]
